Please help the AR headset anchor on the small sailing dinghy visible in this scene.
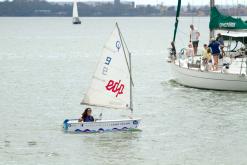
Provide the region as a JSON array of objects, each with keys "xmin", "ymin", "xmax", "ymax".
[
  {"xmin": 72, "ymin": 0, "xmax": 81, "ymax": 24},
  {"xmin": 63, "ymin": 23, "xmax": 141, "ymax": 133}
]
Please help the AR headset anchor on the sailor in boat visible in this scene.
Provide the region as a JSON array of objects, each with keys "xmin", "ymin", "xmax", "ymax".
[
  {"xmin": 170, "ymin": 41, "xmax": 177, "ymax": 60},
  {"xmin": 78, "ymin": 108, "xmax": 94, "ymax": 122},
  {"xmin": 189, "ymin": 24, "xmax": 200, "ymax": 55},
  {"xmin": 201, "ymin": 44, "xmax": 212, "ymax": 71},
  {"xmin": 186, "ymin": 43, "xmax": 194, "ymax": 63},
  {"xmin": 208, "ymin": 38, "xmax": 221, "ymax": 71},
  {"xmin": 216, "ymin": 33, "xmax": 225, "ymax": 57}
]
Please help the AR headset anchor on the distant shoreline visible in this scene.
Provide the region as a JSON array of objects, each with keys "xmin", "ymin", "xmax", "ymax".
[
  {"xmin": 1, "ymin": 0, "xmax": 247, "ymax": 17},
  {"xmin": 1, "ymin": 15, "xmax": 246, "ymax": 17}
]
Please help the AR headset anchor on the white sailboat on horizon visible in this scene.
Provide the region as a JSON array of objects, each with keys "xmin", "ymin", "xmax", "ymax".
[
  {"xmin": 72, "ymin": 0, "xmax": 81, "ymax": 24},
  {"xmin": 63, "ymin": 23, "xmax": 141, "ymax": 133}
]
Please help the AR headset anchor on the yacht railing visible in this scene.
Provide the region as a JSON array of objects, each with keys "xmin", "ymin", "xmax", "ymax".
[{"xmin": 177, "ymin": 48, "xmax": 247, "ymax": 75}]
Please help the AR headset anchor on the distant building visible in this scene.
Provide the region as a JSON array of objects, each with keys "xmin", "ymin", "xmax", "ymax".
[
  {"xmin": 84, "ymin": 0, "xmax": 134, "ymax": 8},
  {"xmin": 114, "ymin": 0, "xmax": 120, "ymax": 6}
]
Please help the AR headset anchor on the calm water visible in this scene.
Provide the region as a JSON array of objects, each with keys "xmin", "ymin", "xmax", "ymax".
[{"xmin": 1, "ymin": 17, "xmax": 247, "ymax": 165}]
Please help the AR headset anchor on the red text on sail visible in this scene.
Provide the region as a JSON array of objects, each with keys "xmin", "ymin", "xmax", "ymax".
[{"xmin": 105, "ymin": 80, "xmax": 125, "ymax": 97}]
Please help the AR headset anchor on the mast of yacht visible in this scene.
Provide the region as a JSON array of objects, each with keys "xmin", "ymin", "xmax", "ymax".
[{"xmin": 210, "ymin": 0, "xmax": 215, "ymax": 39}]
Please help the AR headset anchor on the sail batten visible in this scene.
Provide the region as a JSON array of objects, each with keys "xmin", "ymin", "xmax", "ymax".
[{"xmin": 81, "ymin": 23, "xmax": 133, "ymax": 110}]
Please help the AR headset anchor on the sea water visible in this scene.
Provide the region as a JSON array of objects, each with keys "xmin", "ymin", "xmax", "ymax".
[{"xmin": 0, "ymin": 17, "xmax": 247, "ymax": 165}]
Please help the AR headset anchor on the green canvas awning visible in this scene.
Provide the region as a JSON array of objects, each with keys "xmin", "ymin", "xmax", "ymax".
[{"xmin": 209, "ymin": 7, "xmax": 247, "ymax": 30}]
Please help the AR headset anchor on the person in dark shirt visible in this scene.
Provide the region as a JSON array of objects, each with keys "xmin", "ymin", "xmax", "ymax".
[
  {"xmin": 208, "ymin": 38, "xmax": 220, "ymax": 71},
  {"xmin": 170, "ymin": 41, "xmax": 176, "ymax": 57},
  {"xmin": 216, "ymin": 33, "xmax": 225, "ymax": 57},
  {"xmin": 78, "ymin": 108, "xmax": 94, "ymax": 122}
]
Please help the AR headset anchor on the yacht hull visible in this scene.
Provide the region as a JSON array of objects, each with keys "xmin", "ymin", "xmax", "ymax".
[{"xmin": 171, "ymin": 63, "xmax": 247, "ymax": 91}]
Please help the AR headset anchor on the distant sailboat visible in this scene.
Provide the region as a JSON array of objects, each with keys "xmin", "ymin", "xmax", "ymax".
[
  {"xmin": 63, "ymin": 23, "xmax": 141, "ymax": 133},
  {"xmin": 72, "ymin": 0, "xmax": 81, "ymax": 24}
]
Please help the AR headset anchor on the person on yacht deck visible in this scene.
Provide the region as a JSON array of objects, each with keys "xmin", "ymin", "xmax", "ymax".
[
  {"xmin": 186, "ymin": 43, "xmax": 194, "ymax": 63},
  {"xmin": 216, "ymin": 33, "xmax": 225, "ymax": 57},
  {"xmin": 170, "ymin": 41, "xmax": 177, "ymax": 58},
  {"xmin": 208, "ymin": 38, "xmax": 220, "ymax": 71},
  {"xmin": 202, "ymin": 44, "xmax": 211, "ymax": 70},
  {"xmin": 189, "ymin": 24, "xmax": 200, "ymax": 55}
]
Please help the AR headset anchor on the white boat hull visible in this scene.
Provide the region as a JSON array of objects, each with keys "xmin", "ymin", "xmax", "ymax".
[
  {"xmin": 72, "ymin": 17, "xmax": 81, "ymax": 24},
  {"xmin": 171, "ymin": 63, "xmax": 247, "ymax": 91},
  {"xmin": 63, "ymin": 118, "xmax": 141, "ymax": 133}
]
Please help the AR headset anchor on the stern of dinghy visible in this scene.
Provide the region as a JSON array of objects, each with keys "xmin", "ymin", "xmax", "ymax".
[{"xmin": 63, "ymin": 119, "xmax": 70, "ymax": 131}]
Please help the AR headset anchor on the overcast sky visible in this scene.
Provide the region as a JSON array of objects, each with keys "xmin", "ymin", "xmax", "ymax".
[{"xmin": 45, "ymin": 0, "xmax": 247, "ymax": 6}]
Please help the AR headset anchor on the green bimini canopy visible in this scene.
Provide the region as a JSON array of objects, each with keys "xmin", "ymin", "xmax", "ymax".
[{"xmin": 209, "ymin": 7, "xmax": 247, "ymax": 30}]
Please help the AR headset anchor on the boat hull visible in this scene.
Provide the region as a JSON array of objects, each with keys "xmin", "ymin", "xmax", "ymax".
[
  {"xmin": 72, "ymin": 17, "xmax": 81, "ymax": 24},
  {"xmin": 73, "ymin": 21, "xmax": 81, "ymax": 24},
  {"xmin": 63, "ymin": 118, "xmax": 141, "ymax": 133},
  {"xmin": 171, "ymin": 63, "xmax": 247, "ymax": 91}
]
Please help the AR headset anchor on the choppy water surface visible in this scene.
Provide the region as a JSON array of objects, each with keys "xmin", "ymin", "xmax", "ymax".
[{"xmin": 0, "ymin": 17, "xmax": 247, "ymax": 165}]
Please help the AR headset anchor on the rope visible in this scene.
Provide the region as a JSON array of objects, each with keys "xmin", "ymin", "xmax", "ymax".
[{"xmin": 191, "ymin": 0, "xmax": 194, "ymax": 24}]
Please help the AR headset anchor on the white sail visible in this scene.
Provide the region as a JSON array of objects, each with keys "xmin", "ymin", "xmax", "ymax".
[
  {"xmin": 81, "ymin": 24, "xmax": 132, "ymax": 110},
  {"xmin": 73, "ymin": 0, "xmax": 79, "ymax": 18}
]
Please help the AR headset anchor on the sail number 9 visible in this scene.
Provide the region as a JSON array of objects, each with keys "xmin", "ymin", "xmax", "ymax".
[{"xmin": 102, "ymin": 56, "xmax": 112, "ymax": 75}]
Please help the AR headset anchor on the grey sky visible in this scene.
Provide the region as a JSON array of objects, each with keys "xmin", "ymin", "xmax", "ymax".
[{"xmin": 45, "ymin": 0, "xmax": 247, "ymax": 6}]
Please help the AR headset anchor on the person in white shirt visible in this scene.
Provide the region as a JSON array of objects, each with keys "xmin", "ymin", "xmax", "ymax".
[
  {"xmin": 189, "ymin": 24, "xmax": 200, "ymax": 55},
  {"xmin": 186, "ymin": 43, "xmax": 194, "ymax": 57},
  {"xmin": 186, "ymin": 43, "xmax": 194, "ymax": 64}
]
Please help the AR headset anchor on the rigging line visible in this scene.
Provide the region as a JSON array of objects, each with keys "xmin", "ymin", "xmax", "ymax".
[
  {"xmin": 178, "ymin": 34, "xmax": 186, "ymax": 48},
  {"xmin": 176, "ymin": 29, "xmax": 186, "ymax": 48},
  {"xmin": 115, "ymin": 23, "xmax": 134, "ymax": 112},
  {"xmin": 119, "ymin": 29, "xmax": 134, "ymax": 87},
  {"xmin": 116, "ymin": 23, "xmax": 134, "ymax": 86},
  {"xmin": 234, "ymin": 0, "xmax": 237, "ymax": 17},
  {"xmin": 227, "ymin": 0, "xmax": 230, "ymax": 16},
  {"xmin": 177, "ymin": 29, "xmax": 188, "ymax": 36},
  {"xmin": 233, "ymin": 0, "xmax": 235, "ymax": 17},
  {"xmin": 119, "ymin": 28, "xmax": 131, "ymax": 55},
  {"xmin": 191, "ymin": 0, "xmax": 194, "ymax": 24},
  {"xmin": 237, "ymin": 0, "xmax": 239, "ymax": 17}
]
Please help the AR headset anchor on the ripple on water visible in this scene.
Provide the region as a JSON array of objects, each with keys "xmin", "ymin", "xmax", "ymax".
[
  {"xmin": 4, "ymin": 140, "xmax": 11, "ymax": 148},
  {"xmin": 47, "ymin": 152, "xmax": 60, "ymax": 157},
  {"xmin": 27, "ymin": 141, "xmax": 37, "ymax": 146}
]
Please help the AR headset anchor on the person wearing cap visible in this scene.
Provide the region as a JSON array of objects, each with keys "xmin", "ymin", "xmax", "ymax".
[
  {"xmin": 78, "ymin": 108, "xmax": 94, "ymax": 122},
  {"xmin": 189, "ymin": 24, "xmax": 200, "ymax": 55},
  {"xmin": 208, "ymin": 38, "xmax": 221, "ymax": 71}
]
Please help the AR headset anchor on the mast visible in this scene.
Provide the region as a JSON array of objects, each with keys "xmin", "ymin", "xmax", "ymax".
[
  {"xmin": 116, "ymin": 22, "xmax": 134, "ymax": 112},
  {"xmin": 173, "ymin": 0, "xmax": 181, "ymax": 42},
  {"xmin": 129, "ymin": 52, "xmax": 133, "ymax": 112},
  {"xmin": 210, "ymin": 0, "xmax": 215, "ymax": 39}
]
